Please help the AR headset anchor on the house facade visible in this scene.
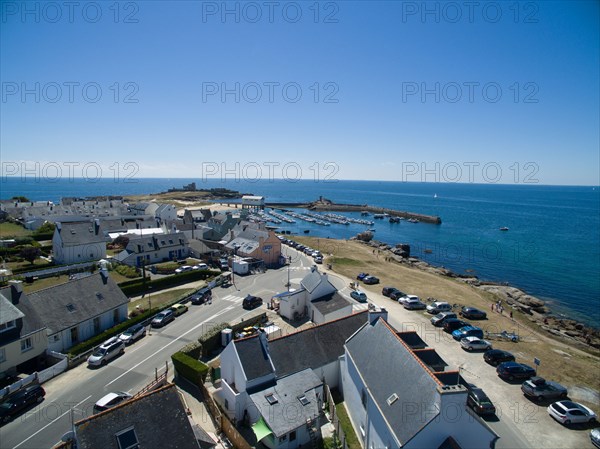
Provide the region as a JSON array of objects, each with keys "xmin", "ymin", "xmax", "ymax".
[
  {"xmin": 115, "ymin": 232, "xmax": 189, "ymax": 267},
  {"xmin": 224, "ymin": 225, "xmax": 282, "ymax": 267},
  {"xmin": 52, "ymin": 220, "xmax": 107, "ymax": 265},
  {"xmin": 27, "ymin": 271, "xmax": 129, "ymax": 353},
  {"xmin": 0, "ymin": 281, "xmax": 47, "ymax": 379}
]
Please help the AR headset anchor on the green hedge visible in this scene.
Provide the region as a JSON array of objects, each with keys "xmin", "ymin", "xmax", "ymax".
[
  {"xmin": 197, "ymin": 322, "xmax": 231, "ymax": 358},
  {"xmin": 171, "ymin": 351, "xmax": 209, "ymax": 385},
  {"xmin": 67, "ymin": 308, "xmax": 157, "ymax": 357},
  {"xmin": 119, "ymin": 269, "xmax": 219, "ymax": 296},
  {"xmin": 32, "ymin": 232, "xmax": 54, "ymax": 241},
  {"xmin": 11, "ymin": 262, "xmax": 55, "ymax": 275},
  {"xmin": 114, "ymin": 264, "xmax": 140, "ymax": 278}
]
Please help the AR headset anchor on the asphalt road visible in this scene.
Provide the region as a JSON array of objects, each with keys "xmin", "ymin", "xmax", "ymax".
[{"xmin": 1, "ymin": 248, "xmax": 539, "ymax": 449}]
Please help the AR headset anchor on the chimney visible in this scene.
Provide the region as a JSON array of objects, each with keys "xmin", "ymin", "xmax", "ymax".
[
  {"xmin": 8, "ymin": 280, "xmax": 23, "ymax": 304},
  {"xmin": 94, "ymin": 219, "xmax": 100, "ymax": 235},
  {"xmin": 100, "ymin": 267, "xmax": 109, "ymax": 284},
  {"xmin": 258, "ymin": 329, "xmax": 270, "ymax": 351},
  {"xmin": 368, "ymin": 307, "xmax": 388, "ymax": 325}
]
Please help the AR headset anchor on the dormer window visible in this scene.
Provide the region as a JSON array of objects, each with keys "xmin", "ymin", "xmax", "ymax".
[
  {"xmin": 66, "ymin": 303, "xmax": 76, "ymax": 313},
  {"xmin": 265, "ymin": 393, "xmax": 278, "ymax": 405},
  {"xmin": 115, "ymin": 426, "xmax": 139, "ymax": 449},
  {"xmin": 297, "ymin": 395, "xmax": 309, "ymax": 406}
]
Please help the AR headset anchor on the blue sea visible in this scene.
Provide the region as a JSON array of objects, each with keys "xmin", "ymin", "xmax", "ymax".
[{"xmin": 1, "ymin": 177, "xmax": 599, "ymax": 327}]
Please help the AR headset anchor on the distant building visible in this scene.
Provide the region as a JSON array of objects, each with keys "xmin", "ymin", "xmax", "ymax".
[{"xmin": 241, "ymin": 195, "xmax": 265, "ymax": 211}]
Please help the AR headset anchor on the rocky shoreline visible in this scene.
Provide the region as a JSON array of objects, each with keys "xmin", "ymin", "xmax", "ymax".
[{"xmin": 351, "ymin": 234, "xmax": 600, "ymax": 351}]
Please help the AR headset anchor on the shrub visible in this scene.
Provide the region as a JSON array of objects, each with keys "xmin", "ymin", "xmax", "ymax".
[
  {"xmin": 153, "ymin": 262, "xmax": 180, "ymax": 274},
  {"xmin": 115, "ymin": 264, "xmax": 139, "ymax": 278},
  {"xmin": 119, "ymin": 269, "xmax": 219, "ymax": 296},
  {"xmin": 197, "ymin": 322, "xmax": 231, "ymax": 357},
  {"xmin": 171, "ymin": 351, "xmax": 209, "ymax": 385}
]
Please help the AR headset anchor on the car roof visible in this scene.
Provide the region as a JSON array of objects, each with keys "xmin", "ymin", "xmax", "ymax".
[
  {"xmin": 464, "ymin": 336, "xmax": 481, "ymax": 342},
  {"xmin": 95, "ymin": 392, "xmax": 129, "ymax": 406}
]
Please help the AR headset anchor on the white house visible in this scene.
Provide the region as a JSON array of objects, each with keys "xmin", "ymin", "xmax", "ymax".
[
  {"xmin": 341, "ymin": 318, "xmax": 498, "ymax": 449},
  {"xmin": 52, "ymin": 220, "xmax": 107, "ymax": 265},
  {"xmin": 115, "ymin": 232, "xmax": 189, "ymax": 267},
  {"xmin": 276, "ymin": 267, "xmax": 353, "ymax": 324},
  {"xmin": 0, "ymin": 281, "xmax": 47, "ymax": 379},
  {"xmin": 27, "ymin": 271, "xmax": 129, "ymax": 353},
  {"xmin": 154, "ymin": 204, "xmax": 178, "ymax": 223},
  {"xmin": 129, "ymin": 202, "xmax": 159, "ymax": 216}
]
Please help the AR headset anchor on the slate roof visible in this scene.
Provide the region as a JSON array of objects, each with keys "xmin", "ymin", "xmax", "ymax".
[
  {"xmin": 125, "ymin": 232, "xmax": 188, "ymax": 253},
  {"xmin": 225, "ymin": 237, "xmax": 259, "ymax": 255},
  {"xmin": 27, "ymin": 272, "xmax": 128, "ymax": 334},
  {"xmin": 0, "ymin": 294, "xmax": 24, "ymax": 323},
  {"xmin": 268, "ymin": 311, "xmax": 368, "ymax": 378},
  {"xmin": 310, "ymin": 291, "xmax": 353, "ymax": 316},
  {"xmin": 249, "ymin": 368, "xmax": 322, "ymax": 438},
  {"xmin": 412, "ymin": 348, "xmax": 449, "ymax": 372},
  {"xmin": 55, "ymin": 221, "xmax": 106, "ymax": 246},
  {"xmin": 396, "ymin": 331, "xmax": 427, "ymax": 349},
  {"xmin": 0, "ymin": 284, "xmax": 45, "ymax": 335},
  {"xmin": 75, "ymin": 384, "xmax": 201, "ymax": 449},
  {"xmin": 345, "ymin": 319, "xmax": 442, "ymax": 446},
  {"xmin": 233, "ymin": 335, "xmax": 275, "ymax": 381},
  {"xmin": 300, "ymin": 268, "xmax": 323, "ymax": 293}
]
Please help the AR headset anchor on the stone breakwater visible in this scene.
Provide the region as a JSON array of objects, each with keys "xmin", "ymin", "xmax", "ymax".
[{"xmin": 352, "ymin": 236, "xmax": 600, "ymax": 350}]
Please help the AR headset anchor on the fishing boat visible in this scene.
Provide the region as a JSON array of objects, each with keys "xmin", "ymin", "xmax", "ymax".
[
  {"xmin": 499, "ymin": 227, "xmax": 509, "ymax": 231},
  {"xmin": 303, "ymin": 229, "xmax": 310, "ymax": 234},
  {"xmin": 389, "ymin": 217, "xmax": 400, "ymax": 223},
  {"xmin": 408, "ymin": 218, "xmax": 419, "ymax": 223}
]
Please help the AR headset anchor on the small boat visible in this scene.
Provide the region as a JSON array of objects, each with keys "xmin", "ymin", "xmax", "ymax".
[
  {"xmin": 500, "ymin": 227, "xmax": 509, "ymax": 231},
  {"xmin": 434, "ymin": 193, "xmax": 438, "ymax": 199},
  {"xmin": 373, "ymin": 214, "xmax": 385, "ymax": 219},
  {"xmin": 303, "ymin": 229, "xmax": 310, "ymax": 234},
  {"xmin": 424, "ymin": 249, "xmax": 433, "ymax": 254},
  {"xmin": 367, "ymin": 228, "xmax": 376, "ymax": 232},
  {"xmin": 361, "ymin": 211, "xmax": 370, "ymax": 216},
  {"xmin": 389, "ymin": 217, "xmax": 400, "ymax": 223},
  {"xmin": 408, "ymin": 218, "xmax": 419, "ymax": 223}
]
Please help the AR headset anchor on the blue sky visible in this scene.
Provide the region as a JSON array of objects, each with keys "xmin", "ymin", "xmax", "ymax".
[{"xmin": 1, "ymin": 0, "xmax": 598, "ymax": 185}]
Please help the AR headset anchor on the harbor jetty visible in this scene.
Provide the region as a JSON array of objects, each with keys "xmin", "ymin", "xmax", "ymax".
[{"xmin": 266, "ymin": 197, "xmax": 442, "ymax": 224}]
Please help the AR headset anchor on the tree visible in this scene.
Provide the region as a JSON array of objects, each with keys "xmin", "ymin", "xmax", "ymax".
[
  {"xmin": 34, "ymin": 222, "xmax": 56, "ymax": 235},
  {"xmin": 11, "ymin": 196, "xmax": 30, "ymax": 202},
  {"xmin": 113, "ymin": 235, "xmax": 130, "ymax": 249},
  {"xmin": 20, "ymin": 246, "xmax": 41, "ymax": 265}
]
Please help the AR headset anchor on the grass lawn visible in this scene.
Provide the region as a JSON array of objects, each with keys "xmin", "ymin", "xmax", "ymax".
[
  {"xmin": 22, "ymin": 275, "xmax": 70, "ymax": 293},
  {"xmin": 334, "ymin": 403, "xmax": 361, "ymax": 449},
  {"xmin": 7, "ymin": 259, "xmax": 53, "ymax": 272},
  {"xmin": 128, "ymin": 288, "xmax": 196, "ymax": 313},
  {"xmin": 0, "ymin": 222, "xmax": 32, "ymax": 238},
  {"xmin": 109, "ymin": 270, "xmax": 143, "ymax": 284}
]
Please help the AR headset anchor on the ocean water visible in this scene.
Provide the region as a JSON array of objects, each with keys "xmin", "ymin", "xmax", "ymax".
[{"xmin": 1, "ymin": 177, "xmax": 599, "ymax": 326}]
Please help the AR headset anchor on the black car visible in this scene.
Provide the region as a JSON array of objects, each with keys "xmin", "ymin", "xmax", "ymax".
[
  {"xmin": 466, "ymin": 386, "xmax": 496, "ymax": 415},
  {"xmin": 484, "ymin": 349, "xmax": 516, "ymax": 366},
  {"xmin": 190, "ymin": 288, "xmax": 212, "ymax": 305},
  {"xmin": 363, "ymin": 276, "xmax": 380, "ymax": 285},
  {"xmin": 382, "ymin": 287, "xmax": 402, "ymax": 298},
  {"xmin": 390, "ymin": 290, "xmax": 407, "ymax": 300},
  {"xmin": 0, "ymin": 385, "xmax": 45, "ymax": 424},
  {"xmin": 443, "ymin": 318, "xmax": 471, "ymax": 333},
  {"xmin": 242, "ymin": 295, "xmax": 263, "ymax": 310},
  {"xmin": 460, "ymin": 306, "xmax": 487, "ymax": 320},
  {"xmin": 496, "ymin": 362, "xmax": 536, "ymax": 381}
]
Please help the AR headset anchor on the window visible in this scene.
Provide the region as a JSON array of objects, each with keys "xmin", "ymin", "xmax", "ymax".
[
  {"xmin": 115, "ymin": 427, "xmax": 139, "ymax": 449},
  {"xmin": 0, "ymin": 320, "xmax": 16, "ymax": 332},
  {"xmin": 224, "ymin": 399, "xmax": 229, "ymax": 410},
  {"xmin": 298, "ymin": 395, "xmax": 310, "ymax": 406},
  {"xmin": 265, "ymin": 393, "xmax": 278, "ymax": 405},
  {"xmin": 113, "ymin": 309, "xmax": 120, "ymax": 325},
  {"xmin": 359, "ymin": 424, "xmax": 366, "ymax": 438},
  {"xmin": 93, "ymin": 317, "xmax": 101, "ymax": 334},
  {"xmin": 71, "ymin": 327, "xmax": 79, "ymax": 343},
  {"xmin": 66, "ymin": 303, "xmax": 76, "ymax": 313},
  {"xmin": 21, "ymin": 337, "xmax": 32, "ymax": 352},
  {"xmin": 279, "ymin": 435, "xmax": 288, "ymax": 443},
  {"xmin": 361, "ymin": 388, "xmax": 367, "ymax": 408},
  {"xmin": 0, "ymin": 348, "xmax": 6, "ymax": 363},
  {"xmin": 289, "ymin": 431, "xmax": 296, "ymax": 442}
]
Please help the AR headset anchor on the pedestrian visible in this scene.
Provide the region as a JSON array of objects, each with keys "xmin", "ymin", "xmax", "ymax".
[
  {"xmin": 491, "ymin": 303, "xmax": 494, "ymax": 312},
  {"xmin": 510, "ymin": 310, "xmax": 513, "ymax": 319}
]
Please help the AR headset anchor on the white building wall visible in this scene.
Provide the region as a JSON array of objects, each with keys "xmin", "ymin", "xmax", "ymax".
[
  {"xmin": 54, "ymin": 241, "xmax": 106, "ymax": 265},
  {"xmin": 341, "ymin": 353, "xmax": 368, "ymax": 448}
]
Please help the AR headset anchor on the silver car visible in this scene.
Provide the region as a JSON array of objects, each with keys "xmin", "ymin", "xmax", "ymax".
[
  {"xmin": 521, "ymin": 377, "xmax": 568, "ymax": 401},
  {"xmin": 87, "ymin": 338, "xmax": 125, "ymax": 367}
]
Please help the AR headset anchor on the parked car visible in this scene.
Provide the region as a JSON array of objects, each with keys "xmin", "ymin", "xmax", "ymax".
[
  {"xmin": 314, "ymin": 256, "xmax": 323, "ymax": 264},
  {"xmin": 93, "ymin": 391, "xmax": 133, "ymax": 414},
  {"xmin": 0, "ymin": 385, "xmax": 45, "ymax": 424},
  {"xmin": 466, "ymin": 386, "xmax": 496, "ymax": 415},
  {"xmin": 242, "ymin": 295, "xmax": 263, "ymax": 309},
  {"xmin": 192, "ymin": 263, "xmax": 209, "ymax": 271},
  {"xmin": 591, "ymin": 428, "xmax": 600, "ymax": 448},
  {"xmin": 87, "ymin": 339, "xmax": 125, "ymax": 367},
  {"xmin": 404, "ymin": 298, "xmax": 427, "ymax": 310},
  {"xmin": 389, "ymin": 290, "xmax": 407, "ymax": 300},
  {"xmin": 350, "ymin": 290, "xmax": 368, "ymax": 303},
  {"xmin": 170, "ymin": 303, "xmax": 188, "ymax": 316},
  {"xmin": 452, "ymin": 326, "xmax": 484, "ymax": 341},
  {"xmin": 151, "ymin": 309, "xmax": 175, "ymax": 328},
  {"xmin": 356, "ymin": 272, "xmax": 369, "ymax": 281},
  {"xmin": 118, "ymin": 324, "xmax": 146, "ymax": 344},
  {"xmin": 460, "ymin": 337, "xmax": 492, "ymax": 352},
  {"xmin": 382, "ymin": 287, "xmax": 402, "ymax": 298},
  {"xmin": 431, "ymin": 312, "xmax": 457, "ymax": 327},
  {"xmin": 175, "ymin": 265, "xmax": 193, "ymax": 274},
  {"xmin": 190, "ymin": 288, "xmax": 212, "ymax": 305},
  {"xmin": 426, "ymin": 301, "xmax": 452, "ymax": 314},
  {"xmin": 548, "ymin": 400, "xmax": 597, "ymax": 425},
  {"xmin": 460, "ymin": 306, "xmax": 487, "ymax": 320},
  {"xmin": 398, "ymin": 294, "xmax": 420, "ymax": 306},
  {"xmin": 483, "ymin": 349, "xmax": 515, "ymax": 366},
  {"xmin": 363, "ymin": 275, "xmax": 380, "ymax": 285},
  {"xmin": 443, "ymin": 318, "xmax": 470, "ymax": 333},
  {"xmin": 219, "ymin": 259, "xmax": 229, "ymax": 270},
  {"xmin": 496, "ymin": 362, "xmax": 536, "ymax": 381},
  {"xmin": 521, "ymin": 377, "xmax": 568, "ymax": 401}
]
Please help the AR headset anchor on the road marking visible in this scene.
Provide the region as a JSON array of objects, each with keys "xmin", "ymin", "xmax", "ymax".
[
  {"xmin": 12, "ymin": 395, "xmax": 92, "ymax": 449},
  {"xmin": 221, "ymin": 295, "xmax": 244, "ymax": 304},
  {"xmin": 104, "ymin": 307, "xmax": 233, "ymax": 388}
]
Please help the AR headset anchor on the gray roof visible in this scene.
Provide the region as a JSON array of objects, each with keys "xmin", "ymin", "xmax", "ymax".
[
  {"xmin": 396, "ymin": 331, "xmax": 427, "ymax": 349},
  {"xmin": 55, "ymin": 221, "xmax": 106, "ymax": 246},
  {"xmin": 75, "ymin": 384, "xmax": 201, "ymax": 449},
  {"xmin": 300, "ymin": 268, "xmax": 323, "ymax": 293},
  {"xmin": 125, "ymin": 233, "xmax": 188, "ymax": 253},
  {"xmin": 249, "ymin": 369, "xmax": 322, "ymax": 438},
  {"xmin": 225, "ymin": 237, "xmax": 259, "ymax": 255},
  {"xmin": 27, "ymin": 272, "xmax": 128, "ymax": 334},
  {"xmin": 0, "ymin": 284, "xmax": 45, "ymax": 335},
  {"xmin": 268, "ymin": 311, "xmax": 368, "ymax": 378},
  {"xmin": 345, "ymin": 319, "xmax": 442, "ymax": 446},
  {"xmin": 310, "ymin": 291, "xmax": 353, "ymax": 316},
  {"xmin": 0, "ymin": 294, "xmax": 24, "ymax": 323},
  {"xmin": 234, "ymin": 335, "xmax": 275, "ymax": 381}
]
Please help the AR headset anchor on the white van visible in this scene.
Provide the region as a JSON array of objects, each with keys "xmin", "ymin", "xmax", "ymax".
[{"xmin": 426, "ymin": 301, "xmax": 452, "ymax": 314}]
